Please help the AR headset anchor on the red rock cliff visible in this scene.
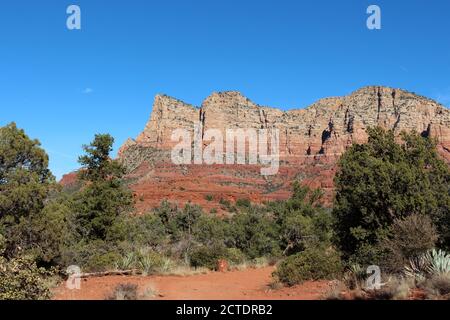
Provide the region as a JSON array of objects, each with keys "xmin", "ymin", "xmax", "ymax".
[{"xmin": 118, "ymin": 86, "xmax": 450, "ymax": 212}]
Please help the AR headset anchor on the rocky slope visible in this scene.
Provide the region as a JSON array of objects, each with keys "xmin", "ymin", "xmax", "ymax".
[{"xmin": 118, "ymin": 86, "xmax": 450, "ymax": 212}]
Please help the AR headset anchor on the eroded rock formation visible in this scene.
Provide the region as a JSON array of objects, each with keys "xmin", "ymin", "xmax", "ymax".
[{"xmin": 118, "ymin": 86, "xmax": 450, "ymax": 212}]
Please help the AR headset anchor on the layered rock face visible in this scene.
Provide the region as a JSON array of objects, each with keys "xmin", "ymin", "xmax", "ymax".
[{"xmin": 118, "ymin": 86, "xmax": 450, "ymax": 212}]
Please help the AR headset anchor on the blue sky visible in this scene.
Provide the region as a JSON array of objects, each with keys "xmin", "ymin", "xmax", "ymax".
[{"xmin": 1, "ymin": 0, "xmax": 450, "ymax": 179}]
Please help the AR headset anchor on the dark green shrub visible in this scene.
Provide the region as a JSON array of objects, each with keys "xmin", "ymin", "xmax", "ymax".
[
  {"xmin": 156, "ymin": 201, "xmax": 202, "ymax": 241},
  {"xmin": 219, "ymin": 198, "xmax": 231, "ymax": 207},
  {"xmin": 225, "ymin": 248, "xmax": 246, "ymax": 266},
  {"xmin": 4, "ymin": 200, "xmax": 70, "ymax": 267},
  {"xmin": 267, "ymin": 184, "xmax": 332, "ymax": 256},
  {"xmin": 277, "ymin": 209, "xmax": 332, "ymax": 256},
  {"xmin": 189, "ymin": 244, "xmax": 228, "ymax": 270},
  {"xmin": 229, "ymin": 210, "xmax": 281, "ymax": 259},
  {"xmin": 192, "ymin": 215, "xmax": 228, "ymax": 246},
  {"xmin": 219, "ymin": 198, "xmax": 236, "ymax": 212},
  {"xmin": 107, "ymin": 214, "xmax": 167, "ymax": 248},
  {"xmin": 204, "ymin": 194, "xmax": 214, "ymax": 201},
  {"xmin": 61, "ymin": 240, "xmax": 122, "ymax": 272},
  {"xmin": 274, "ymin": 248, "xmax": 343, "ymax": 286},
  {"xmin": 86, "ymin": 251, "xmax": 122, "ymax": 272},
  {"xmin": 333, "ymin": 128, "xmax": 450, "ymax": 263},
  {"xmin": 236, "ymin": 198, "xmax": 251, "ymax": 208}
]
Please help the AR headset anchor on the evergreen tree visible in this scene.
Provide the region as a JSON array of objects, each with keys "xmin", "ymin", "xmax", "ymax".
[
  {"xmin": 333, "ymin": 127, "xmax": 450, "ymax": 264},
  {"xmin": 72, "ymin": 134, "xmax": 133, "ymax": 241},
  {"xmin": 0, "ymin": 123, "xmax": 61, "ymax": 260},
  {"xmin": 0, "ymin": 122, "xmax": 54, "ymax": 222}
]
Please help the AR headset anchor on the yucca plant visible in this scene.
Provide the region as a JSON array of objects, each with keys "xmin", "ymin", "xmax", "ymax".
[
  {"xmin": 343, "ymin": 264, "xmax": 367, "ymax": 289},
  {"xmin": 115, "ymin": 252, "xmax": 137, "ymax": 271},
  {"xmin": 404, "ymin": 249, "xmax": 450, "ymax": 280},
  {"xmin": 404, "ymin": 255, "xmax": 428, "ymax": 281},
  {"xmin": 158, "ymin": 257, "xmax": 174, "ymax": 273},
  {"xmin": 138, "ymin": 251, "xmax": 165, "ymax": 275},
  {"xmin": 349, "ymin": 264, "xmax": 366, "ymax": 280},
  {"xmin": 426, "ymin": 249, "xmax": 450, "ymax": 276},
  {"xmin": 139, "ymin": 255, "xmax": 155, "ymax": 276}
]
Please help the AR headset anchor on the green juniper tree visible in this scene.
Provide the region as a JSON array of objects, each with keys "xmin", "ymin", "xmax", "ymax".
[
  {"xmin": 72, "ymin": 134, "xmax": 133, "ymax": 241},
  {"xmin": 0, "ymin": 123, "xmax": 57, "ymax": 299},
  {"xmin": 333, "ymin": 127, "xmax": 450, "ymax": 265},
  {"xmin": 0, "ymin": 122, "xmax": 62, "ymax": 260},
  {"xmin": 267, "ymin": 182, "xmax": 332, "ymax": 256},
  {"xmin": 0, "ymin": 122, "xmax": 54, "ymax": 222}
]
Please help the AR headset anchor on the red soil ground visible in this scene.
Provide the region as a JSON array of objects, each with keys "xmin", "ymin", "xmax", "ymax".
[{"xmin": 53, "ymin": 267, "xmax": 331, "ymax": 300}]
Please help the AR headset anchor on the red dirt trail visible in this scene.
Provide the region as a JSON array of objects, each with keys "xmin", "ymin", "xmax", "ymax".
[{"xmin": 53, "ymin": 267, "xmax": 330, "ymax": 300}]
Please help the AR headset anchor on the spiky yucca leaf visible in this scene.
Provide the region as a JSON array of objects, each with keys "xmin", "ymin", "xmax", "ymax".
[
  {"xmin": 404, "ymin": 249, "xmax": 450, "ymax": 280},
  {"xmin": 426, "ymin": 249, "xmax": 450, "ymax": 275},
  {"xmin": 115, "ymin": 252, "xmax": 137, "ymax": 271},
  {"xmin": 404, "ymin": 255, "xmax": 428, "ymax": 281}
]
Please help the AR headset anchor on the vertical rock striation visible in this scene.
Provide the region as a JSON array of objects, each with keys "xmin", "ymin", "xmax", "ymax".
[{"xmin": 118, "ymin": 86, "xmax": 450, "ymax": 212}]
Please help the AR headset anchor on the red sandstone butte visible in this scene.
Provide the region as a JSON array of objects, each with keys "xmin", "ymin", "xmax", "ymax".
[{"xmin": 113, "ymin": 86, "xmax": 450, "ymax": 212}]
